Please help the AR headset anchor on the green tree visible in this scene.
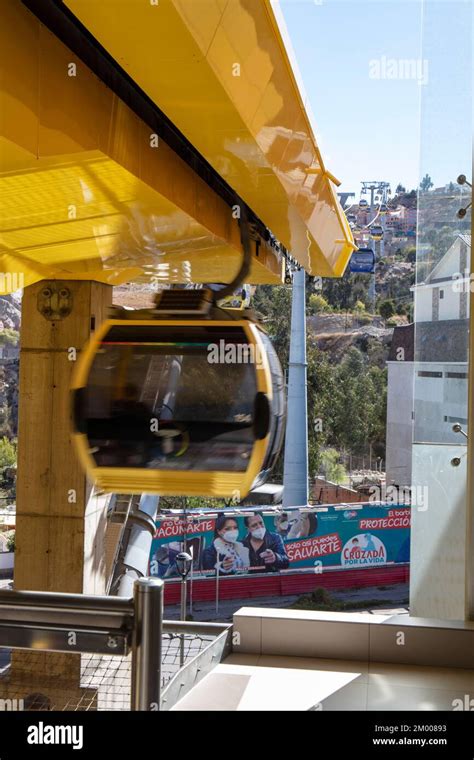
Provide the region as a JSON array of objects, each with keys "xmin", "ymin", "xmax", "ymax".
[
  {"xmin": 6, "ymin": 531, "xmax": 15, "ymax": 553},
  {"xmin": 419, "ymin": 174, "xmax": 434, "ymax": 192},
  {"xmin": 253, "ymin": 287, "xmax": 389, "ymax": 481},
  {"xmin": 320, "ymin": 448, "xmax": 346, "ymax": 484},
  {"xmin": 379, "ymin": 299, "xmax": 395, "ymax": 320},
  {"xmin": 396, "ymin": 183, "xmax": 406, "ymax": 194},
  {"xmin": 329, "ymin": 348, "xmax": 387, "ymax": 457},
  {"xmin": 0, "ymin": 437, "xmax": 16, "ymax": 468},
  {"xmin": 254, "ymin": 285, "xmax": 292, "ymax": 367},
  {"xmin": 159, "ymin": 495, "xmax": 228, "ymax": 510},
  {"xmin": 322, "ymin": 272, "xmax": 370, "ymax": 312},
  {"xmin": 254, "ymin": 286, "xmax": 340, "ymax": 481},
  {"xmin": 308, "ymin": 294, "xmax": 331, "ymax": 314},
  {"xmin": 0, "ymin": 329, "xmax": 19, "ymax": 347},
  {"xmin": 307, "ymin": 341, "xmax": 338, "ymax": 478}
]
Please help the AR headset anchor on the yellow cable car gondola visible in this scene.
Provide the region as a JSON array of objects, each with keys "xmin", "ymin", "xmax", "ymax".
[
  {"xmin": 71, "ymin": 291, "xmax": 285, "ymax": 498},
  {"xmin": 71, "ymin": 207, "xmax": 285, "ymax": 500},
  {"xmin": 370, "ymin": 225, "xmax": 384, "ymax": 241}
]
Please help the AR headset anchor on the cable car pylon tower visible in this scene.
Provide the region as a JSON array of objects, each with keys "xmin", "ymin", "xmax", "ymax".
[
  {"xmin": 282, "ymin": 267, "xmax": 308, "ymax": 508},
  {"xmin": 359, "ymin": 181, "xmax": 391, "ymax": 309}
]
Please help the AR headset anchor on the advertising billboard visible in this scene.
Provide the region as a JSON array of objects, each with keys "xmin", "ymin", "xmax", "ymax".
[{"xmin": 149, "ymin": 503, "xmax": 410, "ymax": 579}]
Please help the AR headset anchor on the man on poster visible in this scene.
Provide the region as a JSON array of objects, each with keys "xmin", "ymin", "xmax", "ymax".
[{"xmin": 243, "ymin": 513, "xmax": 289, "ymax": 573}]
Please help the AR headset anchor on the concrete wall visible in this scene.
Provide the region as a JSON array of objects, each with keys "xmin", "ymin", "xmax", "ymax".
[
  {"xmin": 415, "ymin": 283, "xmax": 462, "ymax": 323},
  {"xmin": 232, "ymin": 606, "xmax": 474, "ymax": 667}
]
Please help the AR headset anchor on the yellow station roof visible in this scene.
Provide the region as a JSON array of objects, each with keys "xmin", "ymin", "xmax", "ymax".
[
  {"xmin": 1, "ymin": 0, "xmax": 283, "ymax": 293},
  {"xmin": 64, "ymin": 0, "xmax": 355, "ymax": 276},
  {"xmin": 0, "ymin": 0, "xmax": 354, "ymax": 295}
]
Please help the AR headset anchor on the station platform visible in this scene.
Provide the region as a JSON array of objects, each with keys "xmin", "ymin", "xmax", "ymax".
[
  {"xmin": 172, "ymin": 652, "xmax": 474, "ymax": 711},
  {"xmin": 172, "ymin": 606, "xmax": 474, "ymax": 711}
]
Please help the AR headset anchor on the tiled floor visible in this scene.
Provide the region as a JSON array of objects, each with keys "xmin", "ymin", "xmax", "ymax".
[{"xmin": 172, "ymin": 652, "xmax": 474, "ymax": 711}]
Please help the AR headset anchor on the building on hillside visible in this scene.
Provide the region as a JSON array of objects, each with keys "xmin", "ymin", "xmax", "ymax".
[
  {"xmin": 385, "ymin": 234, "xmax": 471, "ymax": 489},
  {"xmin": 412, "ymin": 233, "xmax": 470, "ymax": 444},
  {"xmin": 384, "ymin": 206, "xmax": 417, "ymax": 237}
]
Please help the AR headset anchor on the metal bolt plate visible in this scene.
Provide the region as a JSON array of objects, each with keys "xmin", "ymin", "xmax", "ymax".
[{"xmin": 37, "ymin": 283, "xmax": 73, "ymax": 320}]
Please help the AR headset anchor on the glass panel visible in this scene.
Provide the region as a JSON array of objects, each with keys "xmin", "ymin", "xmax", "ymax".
[
  {"xmin": 414, "ymin": 0, "xmax": 472, "ymax": 443},
  {"xmin": 411, "ymin": 0, "xmax": 472, "ymax": 618}
]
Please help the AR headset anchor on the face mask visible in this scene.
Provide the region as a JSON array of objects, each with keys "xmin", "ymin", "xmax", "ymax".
[
  {"xmin": 279, "ymin": 521, "xmax": 289, "ymax": 530},
  {"xmin": 251, "ymin": 527, "xmax": 266, "ymax": 540},
  {"xmin": 223, "ymin": 529, "xmax": 239, "ymax": 543}
]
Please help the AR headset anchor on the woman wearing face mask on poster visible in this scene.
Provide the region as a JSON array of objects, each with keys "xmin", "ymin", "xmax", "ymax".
[
  {"xmin": 202, "ymin": 515, "xmax": 249, "ymax": 574},
  {"xmin": 243, "ymin": 513, "xmax": 290, "ymax": 573}
]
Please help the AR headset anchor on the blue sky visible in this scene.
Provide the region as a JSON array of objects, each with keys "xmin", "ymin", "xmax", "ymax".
[{"xmin": 280, "ymin": 0, "xmax": 472, "ymax": 198}]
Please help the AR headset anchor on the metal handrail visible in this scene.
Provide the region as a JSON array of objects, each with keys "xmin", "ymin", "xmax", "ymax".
[
  {"xmin": 0, "ymin": 581, "xmax": 230, "ymax": 711},
  {"xmin": 0, "ymin": 588, "xmax": 134, "ymax": 612},
  {"xmin": 0, "ymin": 580, "xmax": 162, "ymax": 710}
]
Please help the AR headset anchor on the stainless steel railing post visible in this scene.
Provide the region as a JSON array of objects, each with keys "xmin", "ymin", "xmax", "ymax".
[{"xmin": 131, "ymin": 577, "xmax": 164, "ymax": 711}]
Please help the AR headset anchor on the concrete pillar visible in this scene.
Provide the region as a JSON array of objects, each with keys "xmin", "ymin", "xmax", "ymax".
[
  {"xmin": 10, "ymin": 279, "xmax": 112, "ymax": 691},
  {"xmin": 14, "ymin": 279, "xmax": 111, "ymax": 594}
]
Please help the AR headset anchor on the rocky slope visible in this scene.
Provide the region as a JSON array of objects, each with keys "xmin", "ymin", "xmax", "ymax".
[{"xmin": 308, "ymin": 313, "xmax": 394, "ymax": 367}]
